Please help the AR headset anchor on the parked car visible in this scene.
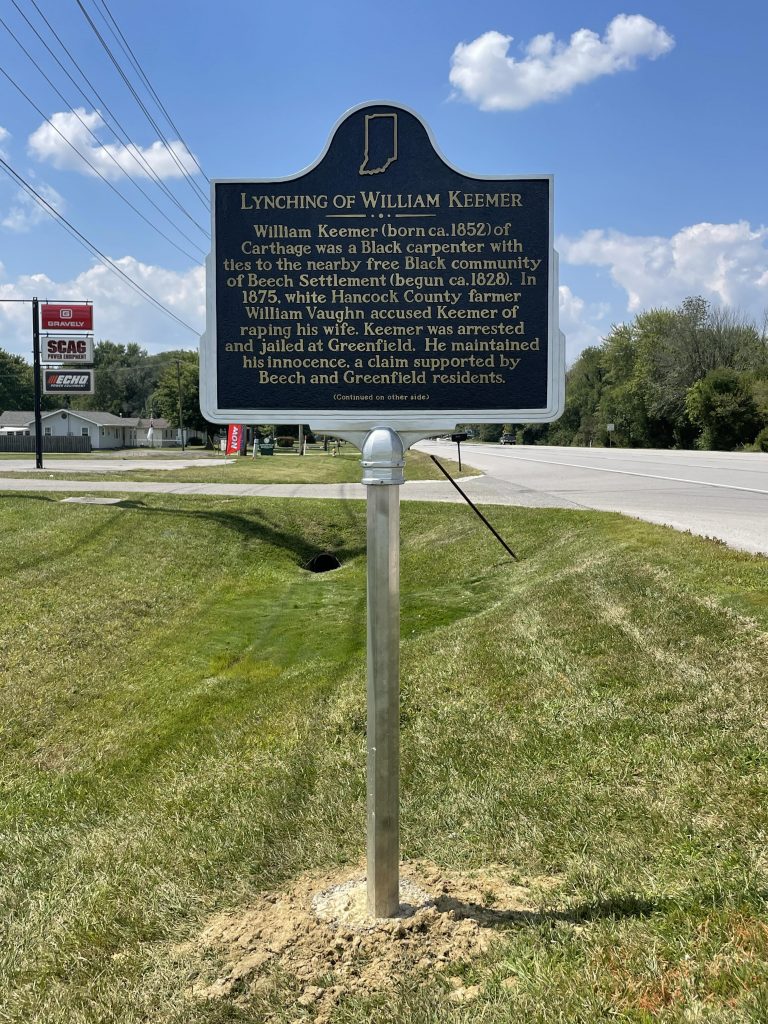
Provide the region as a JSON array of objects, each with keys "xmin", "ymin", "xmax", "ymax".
[{"xmin": 499, "ymin": 433, "xmax": 516, "ymax": 445}]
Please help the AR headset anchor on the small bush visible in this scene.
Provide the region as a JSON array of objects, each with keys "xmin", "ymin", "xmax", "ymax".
[
  {"xmin": 187, "ymin": 437, "xmax": 204, "ymax": 446},
  {"xmin": 275, "ymin": 436, "xmax": 295, "ymax": 448},
  {"xmin": 754, "ymin": 426, "xmax": 768, "ymax": 452}
]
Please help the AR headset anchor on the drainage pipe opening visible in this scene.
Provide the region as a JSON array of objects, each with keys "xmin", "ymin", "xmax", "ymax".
[{"xmin": 304, "ymin": 552, "xmax": 341, "ymax": 573}]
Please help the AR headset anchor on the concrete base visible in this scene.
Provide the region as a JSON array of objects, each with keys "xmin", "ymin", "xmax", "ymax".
[{"xmin": 312, "ymin": 876, "xmax": 433, "ymax": 929}]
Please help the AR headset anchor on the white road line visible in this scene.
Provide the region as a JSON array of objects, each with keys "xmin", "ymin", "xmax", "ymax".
[{"xmin": 426, "ymin": 447, "xmax": 768, "ymax": 497}]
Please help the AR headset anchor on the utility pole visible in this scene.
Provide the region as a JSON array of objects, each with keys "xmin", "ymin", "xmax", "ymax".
[
  {"xmin": 0, "ymin": 298, "xmax": 42, "ymax": 467},
  {"xmin": 32, "ymin": 297, "xmax": 43, "ymax": 469},
  {"xmin": 175, "ymin": 359, "xmax": 185, "ymax": 451}
]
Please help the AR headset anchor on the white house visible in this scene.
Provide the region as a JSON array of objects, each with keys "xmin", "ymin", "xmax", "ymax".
[
  {"xmin": 0, "ymin": 411, "xmax": 31, "ymax": 436},
  {"xmin": 0, "ymin": 409, "xmax": 203, "ymax": 449}
]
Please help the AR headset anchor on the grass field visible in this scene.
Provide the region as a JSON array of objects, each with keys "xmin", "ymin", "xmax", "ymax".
[
  {"xmin": 1, "ymin": 491, "xmax": 767, "ymax": 1023},
  {"xmin": 0, "ymin": 447, "xmax": 465, "ymax": 484}
]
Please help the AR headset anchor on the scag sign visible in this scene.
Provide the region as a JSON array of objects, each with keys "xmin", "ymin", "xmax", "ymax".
[
  {"xmin": 40, "ymin": 303, "xmax": 93, "ymax": 331},
  {"xmin": 41, "ymin": 336, "xmax": 94, "ymax": 363}
]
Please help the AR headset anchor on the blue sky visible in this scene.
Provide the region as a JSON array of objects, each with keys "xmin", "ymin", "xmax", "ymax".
[{"xmin": 1, "ymin": 0, "xmax": 766, "ymax": 362}]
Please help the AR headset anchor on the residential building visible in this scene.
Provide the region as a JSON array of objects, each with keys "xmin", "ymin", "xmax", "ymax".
[{"xmin": 0, "ymin": 409, "xmax": 203, "ymax": 449}]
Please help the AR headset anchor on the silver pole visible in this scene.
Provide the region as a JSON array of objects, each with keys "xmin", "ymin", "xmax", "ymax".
[{"xmin": 361, "ymin": 427, "xmax": 405, "ymax": 918}]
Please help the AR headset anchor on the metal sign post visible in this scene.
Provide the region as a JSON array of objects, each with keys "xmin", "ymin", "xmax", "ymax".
[
  {"xmin": 451, "ymin": 431, "xmax": 468, "ymax": 472},
  {"xmin": 361, "ymin": 428, "xmax": 404, "ymax": 917}
]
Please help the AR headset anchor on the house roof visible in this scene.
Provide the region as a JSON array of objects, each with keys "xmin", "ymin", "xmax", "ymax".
[
  {"xmin": 43, "ymin": 409, "xmax": 125, "ymax": 425},
  {"xmin": 0, "ymin": 410, "xmax": 32, "ymax": 426},
  {"xmin": 0, "ymin": 409, "xmax": 171, "ymax": 429}
]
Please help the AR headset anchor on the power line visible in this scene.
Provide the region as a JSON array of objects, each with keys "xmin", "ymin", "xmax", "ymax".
[
  {"xmin": 0, "ymin": 63, "xmax": 206, "ymax": 263},
  {"xmin": 74, "ymin": 0, "xmax": 209, "ymax": 208},
  {"xmin": 5, "ymin": 1, "xmax": 207, "ymax": 252},
  {"xmin": 93, "ymin": 0, "xmax": 208, "ymax": 183},
  {"xmin": 21, "ymin": 0, "xmax": 209, "ymax": 236},
  {"xmin": 0, "ymin": 156, "xmax": 201, "ymax": 336},
  {"xmin": 0, "ymin": 14, "xmax": 207, "ymax": 262}
]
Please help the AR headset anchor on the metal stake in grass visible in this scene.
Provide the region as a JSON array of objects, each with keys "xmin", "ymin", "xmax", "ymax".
[{"xmin": 361, "ymin": 427, "xmax": 404, "ymax": 919}]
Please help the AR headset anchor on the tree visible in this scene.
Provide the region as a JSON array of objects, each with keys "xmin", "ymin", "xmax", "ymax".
[
  {"xmin": 596, "ymin": 323, "xmax": 647, "ymax": 447},
  {"xmin": 460, "ymin": 422, "xmax": 503, "ymax": 441},
  {"xmin": 0, "ymin": 348, "xmax": 33, "ymax": 412},
  {"xmin": 550, "ymin": 345, "xmax": 604, "ymax": 445},
  {"xmin": 151, "ymin": 351, "xmax": 211, "ymax": 436},
  {"xmin": 633, "ymin": 299, "xmax": 767, "ymax": 447},
  {"xmin": 631, "ymin": 306, "xmax": 692, "ymax": 444},
  {"xmin": 685, "ymin": 369, "xmax": 761, "ymax": 450},
  {"xmin": 528, "ymin": 298, "xmax": 768, "ymax": 450},
  {"xmin": 70, "ymin": 340, "xmax": 158, "ymax": 417},
  {"xmin": 478, "ymin": 423, "xmax": 503, "ymax": 442}
]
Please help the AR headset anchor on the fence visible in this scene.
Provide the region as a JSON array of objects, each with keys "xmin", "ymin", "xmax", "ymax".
[{"xmin": 0, "ymin": 435, "xmax": 92, "ymax": 453}]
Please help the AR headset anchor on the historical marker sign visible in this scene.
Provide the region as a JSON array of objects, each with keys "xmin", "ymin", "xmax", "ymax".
[{"xmin": 201, "ymin": 102, "xmax": 563, "ymax": 430}]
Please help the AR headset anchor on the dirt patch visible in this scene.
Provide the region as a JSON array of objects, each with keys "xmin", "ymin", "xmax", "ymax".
[{"xmin": 186, "ymin": 860, "xmax": 559, "ymax": 1020}]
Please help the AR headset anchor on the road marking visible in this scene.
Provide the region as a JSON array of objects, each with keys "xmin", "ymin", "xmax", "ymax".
[{"xmin": 426, "ymin": 446, "xmax": 768, "ymax": 497}]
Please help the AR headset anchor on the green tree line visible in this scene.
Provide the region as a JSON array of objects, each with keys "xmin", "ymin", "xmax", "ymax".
[
  {"xmin": 0, "ymin": 341, "xmax": 211, "ymax": 436},
  {"xmin": 467, "ymin": 297, "xmax": 768, "ymax": 451}
]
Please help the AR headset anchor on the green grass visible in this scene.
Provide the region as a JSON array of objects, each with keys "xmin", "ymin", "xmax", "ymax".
[
  {"xmin": 1, "ymin": 493, "xmax": 767, "ymax": 1022},
  {"xmin": 0, "ymin": 447, "xmax": 466, "ymax": 483}
]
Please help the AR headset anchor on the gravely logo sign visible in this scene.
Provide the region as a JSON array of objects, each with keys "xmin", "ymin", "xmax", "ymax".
[
  {"xmin": 40, "ymin": 304, "xmax": 94, "ymax": 331},
  {"xmin": 43, "ymin": 369, "xmax": 95, "ymax": 394}
]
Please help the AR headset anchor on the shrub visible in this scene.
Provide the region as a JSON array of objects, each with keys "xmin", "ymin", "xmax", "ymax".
[
  {"xmin": 685, "ymin": 369, "xmax": 760, "ymax": 450},
  {"xmin": 754, "ymin": 427, "xmax": 768, "ymax": 452},
  {"xmin": 275, "ymin": 436, "xmax": 295, "ymax": 448}
]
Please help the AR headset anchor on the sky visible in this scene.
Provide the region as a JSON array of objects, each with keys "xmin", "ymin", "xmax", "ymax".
[{"xmin": 0, "ymin": 0, "xmax": 766, "ymax": 365}]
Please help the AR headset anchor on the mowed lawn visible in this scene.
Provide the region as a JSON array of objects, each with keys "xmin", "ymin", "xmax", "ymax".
[
  {"xmin": 1, "ymin": 492, "xmax": 767, "ymax": 1023},
  {"xmin": 0, "ymin": 447, "xmax": 466, "ymax": 484}
]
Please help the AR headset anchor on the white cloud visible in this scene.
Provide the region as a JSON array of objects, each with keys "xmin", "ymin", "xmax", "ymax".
[
  {"xmin": 450, "ymin": 14, "xmax": 674, "ymax": 110},
  {"xmin": 0, "ymin": 126, "xmax": 9, "ymax": 159},
  {"xmin": 28, "ymin": 109, "xmax": 200, "ymax": 181},
  {"xmin": 559, "ymin": 284, "xmax": 611, "ymax": 361},
  {"xmin": 558, "ymin": 221, "xmax": 768, "ymax": 319},
  {"xmin": 2, "ymin": 183, "xmax": 65, "ymax": 232},
  {"xmin": 0, "ymin": 257, "xmax": 204, "ymax": 358}
]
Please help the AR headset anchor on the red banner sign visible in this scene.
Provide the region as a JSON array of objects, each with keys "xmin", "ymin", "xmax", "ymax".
[
  {"xmin": 40, "ymin": 303, "xmax": 93, "ymax": 331},
  {"xmin": 226, "ymin": 424, "xmax": 245, "ymax": 455}
]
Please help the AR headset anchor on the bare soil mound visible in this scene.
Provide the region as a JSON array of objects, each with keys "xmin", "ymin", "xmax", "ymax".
[{"xmin": 186, "ymin": 859, "xmax": 559, "ymax": 1020}]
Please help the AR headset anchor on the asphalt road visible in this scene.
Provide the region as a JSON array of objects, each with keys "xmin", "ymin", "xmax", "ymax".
[
  {"xmin": 418, "ymin": 441, "xmax": 768, "ymax": 556},
  {"xmin": 2, "ymin": 445, "xmax": 766, "ymax": 556}
]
